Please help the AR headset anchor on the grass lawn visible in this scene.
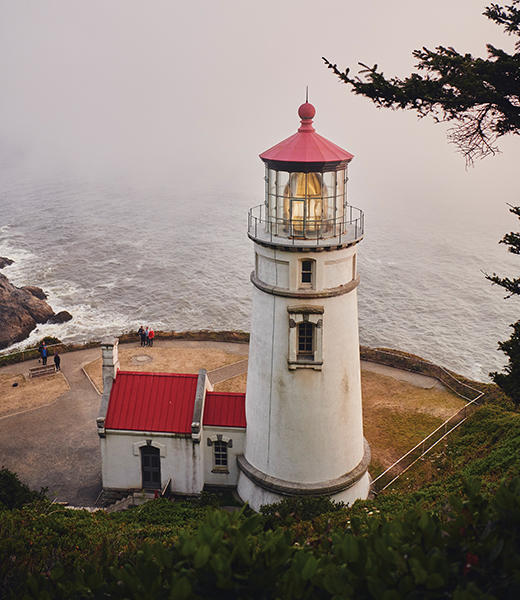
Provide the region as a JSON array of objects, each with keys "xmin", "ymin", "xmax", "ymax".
[{"xmin": 361, "ymin": 369, "xmax": 466, "ymax": 477}]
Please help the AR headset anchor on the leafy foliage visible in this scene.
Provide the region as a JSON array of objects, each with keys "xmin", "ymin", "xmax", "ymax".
[
  {"xmin": 260, "ymin": 495, "xmax": 345, "ymax": 521},
  {"xmin": 0, "ymin": 467, "xmax": 47, "ymax": 510},
  {"xmin": 486, "ymin": 205, "xmax": 520, "ymax": 403},
  {"xmin": 324, "ymin": 2, "xmax": 520, "ymax": 163},
  {"xmin": 16, "ymin": 479, "xmax": 520, "ymax": 599}
]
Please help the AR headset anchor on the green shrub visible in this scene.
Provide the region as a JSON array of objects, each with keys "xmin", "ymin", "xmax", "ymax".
[
  {"xmin": 0, "ymin": 467, "xmax": 47, "ymax": 510},
  {"xmin": 260, "ymin": 495, "xmax": 346, "ymax": 521},
  {"xmin": 19, "ymin": 479, "xmax": 520, "ymax": 599}
]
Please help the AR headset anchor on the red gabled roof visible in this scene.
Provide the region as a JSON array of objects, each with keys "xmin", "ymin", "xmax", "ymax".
[
  {"xmin": 203, "ymin": 391, "xmax": 246, "ymax": 428},
  {"xmin": 260, "ymin": 102, "xmax": 353, "ymax": 167},
  {"xmin": 105, "ymin": 371, "xmax": 198, "ymax": 434}
]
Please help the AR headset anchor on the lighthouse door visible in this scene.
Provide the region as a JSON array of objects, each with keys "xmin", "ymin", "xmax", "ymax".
[{"xmin": 141, "ymin": 446, "xmax": 161, "ymax": 489}]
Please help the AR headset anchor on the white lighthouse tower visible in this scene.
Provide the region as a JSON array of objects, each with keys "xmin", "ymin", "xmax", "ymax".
[{"xmin": 237, "ymin": 102, "xmax": 370, "ymax": 511}]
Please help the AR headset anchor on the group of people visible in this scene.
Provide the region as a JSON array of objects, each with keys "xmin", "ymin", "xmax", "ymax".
[
  {"xmin": 38, "ymin": 341, "xmax": 61, "ymax": 371},
  {"xmin": 138, "ymin": 326, "xmax": 155, "ymax": 347}
]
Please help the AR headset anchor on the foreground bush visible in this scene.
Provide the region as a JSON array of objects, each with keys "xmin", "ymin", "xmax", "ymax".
[
  {"xmin": 20, "ymin": 478, "xmax": 520, "ymax": 599},
  {"xmin": 0, "ymin": 467, "xmax": 47, "ymax": 510}
]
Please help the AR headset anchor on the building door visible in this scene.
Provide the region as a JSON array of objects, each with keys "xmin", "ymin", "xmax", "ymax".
[{"xmin": 141, "ymin": 446, "xmax": 161, "ymax": 489}]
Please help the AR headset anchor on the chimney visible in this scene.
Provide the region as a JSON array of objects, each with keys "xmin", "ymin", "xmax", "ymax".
[
  {"xmin": 101, "ymin": 338, "xmax": 120, "ymax": 390},
  {"xmin": 97, "ymin": 338, "xmax": 120, "ymax": 437}
]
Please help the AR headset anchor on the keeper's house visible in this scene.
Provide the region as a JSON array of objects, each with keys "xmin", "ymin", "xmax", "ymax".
[{"xmin": 96, "ymin": 339, "xmax": 246, "ymax": 495}]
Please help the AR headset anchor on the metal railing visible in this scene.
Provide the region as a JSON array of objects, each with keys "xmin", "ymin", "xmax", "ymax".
[
  {"xmin": 371, "ymin": 399, "xmax": 481, "ymax": 494},
  {"xmin": 248, "ymin": 204, "xmax": 364, "ymax": 247}
]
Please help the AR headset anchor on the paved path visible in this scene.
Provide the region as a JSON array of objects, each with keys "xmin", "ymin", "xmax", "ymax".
[
  {"xmin": 0, "ymin": 340, "xmax": 438, "ymax": 507},
  {"xmin": 360, "ymin": 360, "xmax": 444, "ymax": 390},
  {"xmin": 0, "ymin": 346, "xmax": 102, "ymax": 506},
  {"xmin": 208, "ymin": 359, "xmax": 248, "ymax": 386}
]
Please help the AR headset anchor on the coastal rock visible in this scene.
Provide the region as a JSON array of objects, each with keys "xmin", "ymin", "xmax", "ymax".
[
  {"xmin": 47, "ymin": 310, "xmax": 73, "ymax": 324},
  {"xmin": 0, "ymin": 273, "xmax": 55, "ymax": 350},
  {"xmin": 20, "ymin": 286, "xmax": 48, "ymax": 300},
  {"xmin": 0, "ymin": 257, "xmax": 14, "ymax": 269}
]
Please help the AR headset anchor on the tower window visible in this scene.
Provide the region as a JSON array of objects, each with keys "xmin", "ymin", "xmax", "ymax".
[
  {"xmin": 300, "ymin": 259, "xmax": 314, "ymax": 288},
  {"xmin": 298, "ymin": 322, "xmax": 314, "ymax": 360},
  {"xmin": 287, "ymin": 306, "xmax": 324, "ymax": 370}
]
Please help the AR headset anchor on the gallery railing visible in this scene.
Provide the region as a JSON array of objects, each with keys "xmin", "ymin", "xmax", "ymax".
[{"xmin": 248, "ymin": 204, "xmax": 364, "ymax": 247}]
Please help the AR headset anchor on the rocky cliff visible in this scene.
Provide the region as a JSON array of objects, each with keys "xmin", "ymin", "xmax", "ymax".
[{"xmin": 0, "ymin": 270, "xmax": 56, "ymax": 350}]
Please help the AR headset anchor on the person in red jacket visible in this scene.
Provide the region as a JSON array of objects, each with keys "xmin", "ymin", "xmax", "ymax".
[{"xmin": 148, "ymin": 328, "xmax": 155, "ymax": 347}]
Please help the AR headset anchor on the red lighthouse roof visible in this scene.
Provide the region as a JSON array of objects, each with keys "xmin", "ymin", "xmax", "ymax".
[{"xmin": 260, "ymin": 102, "xmax": 353, "ymax": 172}]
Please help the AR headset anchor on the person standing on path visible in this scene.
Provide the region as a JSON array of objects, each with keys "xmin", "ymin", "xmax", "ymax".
[
  {"xmin": 144, "ymin": 327, "xmax": 149, "ymax": 346},
  {"xmin": 54, "ymin": 351, "xmax": 61, "ymax": 371},
  {"xmin": 40, "ymin": 342, "xmax": 48, "ymax": 366},
  {"xmin": 138, "ymin": 325, "xmax": 145, "ymax": 347},
  {"xmin": 148, "ymin": 328, "xmax": 154, "ymax": 347}
]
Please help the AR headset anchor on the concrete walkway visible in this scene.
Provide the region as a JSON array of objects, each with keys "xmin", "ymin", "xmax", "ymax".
[
  {"xmin": 0, "ymin": 340, "xmax": 439, "ymax": 507},
  {"xmin": 360, "ymin": 360, "xmax": 445, "ymax": 390},
  {"xmin": 208, "ymin": 359, "xmax": 248, "ymax": 386},
  {"xmin": 0, "ymin": 346, "xmax": 102, "ymax": 507}
]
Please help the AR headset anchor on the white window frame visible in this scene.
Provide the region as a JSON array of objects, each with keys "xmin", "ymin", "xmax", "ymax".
[
  {"xmin": 299, "ymin": 258, "xmax": 315, "ymax": 289},
  {"xmin": 207, "ymin": 434, "xmax": 232, "ymax": 473}
]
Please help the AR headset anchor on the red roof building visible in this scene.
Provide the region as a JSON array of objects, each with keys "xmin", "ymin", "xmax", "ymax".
[{"xmin": 98, "ymin": 345, "xmax": 248, "ymax": 496}]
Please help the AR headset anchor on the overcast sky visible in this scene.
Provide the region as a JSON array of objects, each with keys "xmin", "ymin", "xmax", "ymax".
[{"xmin": 0, "ymin": 0, "xmax": 518, "ymax": 235}]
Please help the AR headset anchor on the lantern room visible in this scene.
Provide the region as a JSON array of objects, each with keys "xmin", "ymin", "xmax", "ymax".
[{"xmin": 248, "ymin": 102, "xmax": 363, "ymax": 246}]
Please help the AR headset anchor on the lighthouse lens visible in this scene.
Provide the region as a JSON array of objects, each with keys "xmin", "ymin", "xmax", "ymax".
[{"xmin": 283, "ymin": 172, "xmax": 328, "ymax": 237}]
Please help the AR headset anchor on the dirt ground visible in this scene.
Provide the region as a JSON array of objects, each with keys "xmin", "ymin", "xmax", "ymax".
[
  {"xmin": 1, "ymin": 346, "xmax": 467, "ymax": 475},
  {"xmin": 213, "ymin": 373, "xmax": 248, "ymax": 393},
  {"xmin": 0, "ymin": 372, "xmax": 69, "ymax": 419}
]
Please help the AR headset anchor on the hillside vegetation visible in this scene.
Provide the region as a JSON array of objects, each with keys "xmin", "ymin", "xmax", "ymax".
[{"xmin": 1, "ymin": 398, "xmax": 520, "ymax": 598}]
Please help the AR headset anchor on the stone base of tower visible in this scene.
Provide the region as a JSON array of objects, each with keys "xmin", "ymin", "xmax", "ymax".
[{"xmin": 236, "ymin": 441, "xmax": 371, "ymax": 512}]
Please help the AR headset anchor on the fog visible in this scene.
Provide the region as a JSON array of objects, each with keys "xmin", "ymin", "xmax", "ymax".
[{"xmin": 0, "ymin": 1, "xmax": 516, "ymax": 191}]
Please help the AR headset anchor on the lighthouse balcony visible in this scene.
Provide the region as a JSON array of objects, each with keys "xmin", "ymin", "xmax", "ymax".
[{"xmin": 247, "ymin": 204, "xmax": 364, "ymax": 249}]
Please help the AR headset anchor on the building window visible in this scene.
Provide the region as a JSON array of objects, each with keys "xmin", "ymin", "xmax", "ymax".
[
  {"xmin": 298, "ymin": 322, "xmax": 314, "ymax": 360},
  {"xmin": 207, "ymin": 435, "xmax": 232, "ymax": 473},
  {"xmin": 300, "ymin": 259, "xmax": 314, "ymax": 289},
  {"xmin": 214, "ymin": 440, "xmax": 228, "ymax": 468},
  {"xmin": 288, "ymin": 306, "xmax": 324, "ymax": 370}
]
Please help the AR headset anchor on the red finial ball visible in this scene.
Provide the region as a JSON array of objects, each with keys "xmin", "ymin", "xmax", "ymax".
[{"xmin": 298, "ymin": 102, "xmax": 316, "ymax": 119}]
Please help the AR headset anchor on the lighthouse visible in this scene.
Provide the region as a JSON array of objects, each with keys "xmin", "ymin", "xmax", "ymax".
[{"xmin": 237, "ymin": 102, "xmax": 371, "ymax": 511}]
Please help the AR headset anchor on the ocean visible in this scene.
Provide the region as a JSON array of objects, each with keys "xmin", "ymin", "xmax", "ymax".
[{"xmin": 1, "ymin": 154, "xmax": 518, "ymax": 383}]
